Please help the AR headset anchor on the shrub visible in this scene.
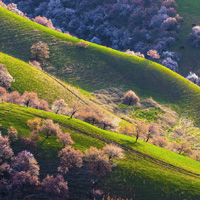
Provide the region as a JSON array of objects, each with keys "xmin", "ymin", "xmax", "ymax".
[
  {"xmin": 121, "ymin": 90, "xmax": 140, "ymax": 106},
  {"xmin": 29, "ymin": 60, "xmax": 42, "ymax": 70},
  {"xmin": 31, "ymin": 41, "xmax": 49, "ymax": 63},
  {"xmin": 151, "ymin": 137, "xmax": 168, "ymax": 148},
  {"xmin": 0, "ymin": 64, "xmax": 15, "ymax": 89},
  {"xmin": 58, "ymin": 146, "xmax": 83, "ymax": 173},
  {"xmin": 76, "ymin": 41, "xmax": 89, "ymax": 48}
]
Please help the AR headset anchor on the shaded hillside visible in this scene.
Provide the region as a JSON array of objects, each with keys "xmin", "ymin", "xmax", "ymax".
[{"xmin": 171, "ymin": 0, "xmax": 200, "ymax": 75}]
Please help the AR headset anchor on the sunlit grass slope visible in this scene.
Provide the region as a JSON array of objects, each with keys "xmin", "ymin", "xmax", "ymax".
[
  {"xmin": 0, "ymin": 102, "xmax": 200, "ymax": 199},
  {"xmin": 1, "ymin": 7, "xmax": 200, "ymax": 125}
]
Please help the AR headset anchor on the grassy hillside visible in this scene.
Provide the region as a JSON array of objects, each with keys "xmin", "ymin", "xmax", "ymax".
[
  {"xmin": 1, "ymin": 7, "xmax": 200, "ymax": 125},
  {"xmin": 1, "ymin": 101, "xmax": 200, "ymax": 199},
  {"xmin": 172, "ymin": 0, "xmax": 200, "ymax": 76},
  {"xmin": 0, "ymin": 52, "xmax": 92, "ymax": 105}
]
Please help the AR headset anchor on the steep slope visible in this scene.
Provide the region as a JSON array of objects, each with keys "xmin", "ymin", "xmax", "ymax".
[
  {"xmin": 172, "ymin": 0, "xmax": 200, "ymax": 76},
  {"xmin": 1, "ymin": 7, "xmax": 200, "ymax": 125},
  {"xmin": 1, "ymin": 102, "xmax": 200, "ymax": 199}
]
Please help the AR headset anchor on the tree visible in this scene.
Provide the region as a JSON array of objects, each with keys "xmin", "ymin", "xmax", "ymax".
[
  {"xmin": 147, "ymin": 50, "xmax": 160, "ymax": 59},
  {"xmin": 40, "ymin": 119, "xmax": 61, "ymax": 139},
  {"xmin": 41, "ymin": 174, "xmax": 69, "ymax": 199},
  {"xmin": 56, "ymin": 132, "xmax": 74, "ymax": 147},
  {"xmin": 69, "ymin": 101, "xmax": 81, "ymax": 118},
  {"xmin": 31, "ymin": 41, "xmax": 50, "ymax": 63},
  {"xmin": 7, "ymin": 126, "xmax": 18, "ymax": 144},
  {"xmin": 78, "ymin": 105, "xmax": 103, "ymax": 126},
  {"xmin": 9, "ymin": 171, "xmax": 39, "ymax": 199},
  {"xmin": 0, "ymin": 64, "xmax": 15, "ymax": 90},
  {"xmin": 161, "ymin": 57, "xmax": 178, "ymax": 72},
  {"xmin": 178, "ymin": 141, "xmax": 192, "ymax": 156},
  {"xmin": 151, "ymin": 137, "xmax": 168, "ymax": 148},
  {"xmin": 0, "ymin": 133, "xmax": 14, "ymax": 164},
  {"xmin": 102, "ymin": 144, "xmax": 124, "ymax": 160},
  {"xmin": 135, "ymin": 121, "xmax": 148, "ymax": 143},
  {"xmin": 121, "ymin": 90, "xmax": 140, "ymax": 106},
  {"xmin": 21, "ymin": 91, "xmax": 38, "ymax": 107},
  {"xmin": 3, "ymin": 91, "xmax": 21, "ymax": 105},
  {"xmin": 27, "ymin": 118, "xmax": 42, "ymax": 131},
  {"xmin": 51, "ymin": 99, "xmax": 68, "ymax": 114},
  {"xmin": 146, "ymin": 123, "xmax": 160, "ymax": 143},
  {"xmin": 21, "ymin": 136, "xmax": 37, "ymax": 153},
  {"xmin": 84, "ymin": 146, "xmax": 112, "ymax": 176},
  {"xmin": 33, "ymin": 16, "xmax": 55, "ymax": 30},
  {"xmin": 27, "ymin": 118, "xmax": 42, "ymax": 141},
  {"xmin": 12, "ymin": 150, "xmax": 40, "ymax": 176},
  {"xmin": 58, "ymin": 146, "xmax": 83, "ymax": 173}
]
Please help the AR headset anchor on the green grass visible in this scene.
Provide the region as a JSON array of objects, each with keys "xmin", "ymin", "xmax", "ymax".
[
  {"xmin": 1, "ymin": 102, "xmax": 200, "ymax": 199},
  {"xmin": 170, "ymin": 0, "xmax": 200, "ymax": 76},
  {"xmin": 1, "ymin": 7, "xmax": 200, "ymax": 125},
  {"xmin": 131, "ymin": 108, "xmax": 164, "ymax": 122}
]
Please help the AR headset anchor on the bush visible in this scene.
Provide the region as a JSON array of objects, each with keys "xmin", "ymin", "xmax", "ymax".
[
  {"xmin": 76, "ymin": 41, "xmax": 89, "ymax": 48},
  {"xmin": 31, "ymin": 41, "xmax": 49, "ymax": 63},
  {"xmin": 0, "ymin": 64, "xmax": 15, "ymax": 89},
  {"xmin": 121, "ymin": 90, "xmax": 140, "ymax": 106}
]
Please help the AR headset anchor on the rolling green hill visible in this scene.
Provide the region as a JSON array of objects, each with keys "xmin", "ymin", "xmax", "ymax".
[
  {"xmin": 1, "ymin": 7, "xmax": 200, "ymax": 125},
  {"xmin": 0, "ymin": 5, "xmax": 200, "ymax": 199},
  {"xmin": 1, "ymin": 101, "xmax": 200, "ymax": 199}
]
